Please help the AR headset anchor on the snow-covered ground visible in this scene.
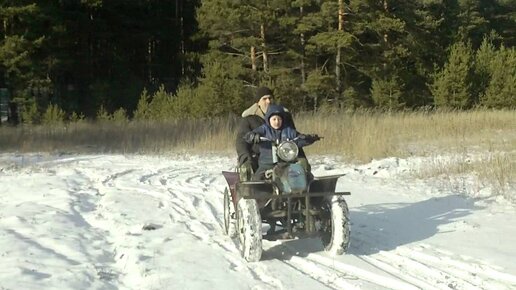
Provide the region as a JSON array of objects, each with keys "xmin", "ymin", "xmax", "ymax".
[{"xmin": 0, "ymin": 153, "xmax": 515, "ymax": 290}]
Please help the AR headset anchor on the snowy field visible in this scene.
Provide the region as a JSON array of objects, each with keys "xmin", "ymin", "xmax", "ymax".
[{"xmin": 0, "ymin": 153, "xmax": 515, "ymax": 290}]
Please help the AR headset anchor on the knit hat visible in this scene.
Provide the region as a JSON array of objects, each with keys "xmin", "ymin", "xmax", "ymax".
[
  {"xmin": 254, "ymin": 86, "xmax": 273, "ymax": 102},
  {"xmin": 264, "ymin": 104, "xmax": 285, "ymax": 126}
]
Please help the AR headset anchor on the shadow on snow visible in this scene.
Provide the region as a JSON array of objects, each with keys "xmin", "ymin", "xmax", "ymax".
[{"xmin": 261, "ymin": 194, "xmax": 483, "ymax": 260}]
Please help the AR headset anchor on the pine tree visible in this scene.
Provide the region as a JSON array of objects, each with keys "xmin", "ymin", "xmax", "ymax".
[
  {"xmin": 0, "ymin": 3, "xmax": 44, "ymax": 99},
  {"xmin": 480, "ymin": 46, "xmax": 516, "ymax": 108},
  {"xmin": 371, "ymin": 77, "xmax": 403, "ymax": 109},
  {"xmin": 336, "ymin": 0, "xmax": 414, "ymax": 107},
  {"xmin": 42, "ymin": 103, "xmax": 66, "ymax": 126},
  {"xmin": 197, "ymin": 0, "xmax": 270, "ymax": 77},
  {"xmin": 457, "ymin": 0, "xmax": 490, "ymax": 46},
  {"xmin": 193, "ymin": 60, "xmax": 246, "ymax": 117},
  {"xmin": 478, "ymin": 0, "xmax": 516, "ymax": 47},
  {"xmin": 147, "ymin": 85, "xmax": 174, "ymax": 121},
  {"xmin": 473, "ymin": 36, "xmax": 497, "ymax": 103},
  {"xmin": 133, "ymin": 89, "xmax": 152, "ymax": 121},
  {"xmin": 431, "ymin": 41, "xmax": 474, "ymax": 108},
  {"xmin": 304, "ymin": 68, "xmax": 335, "ymax": 111},
  {"xmin": 388, "ymin": 0, "xmax": 448, "ymax": 107}
]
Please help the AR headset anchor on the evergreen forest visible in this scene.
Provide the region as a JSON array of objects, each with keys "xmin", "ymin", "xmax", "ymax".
[{"xmin": 1, "ymin": 0, "xmax": 515, "ymax": 123}]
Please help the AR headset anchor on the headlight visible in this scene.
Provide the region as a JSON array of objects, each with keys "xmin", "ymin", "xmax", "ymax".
[{"xmin": 277, "ymin": 141, "xmax": 299, "ymax": 162}]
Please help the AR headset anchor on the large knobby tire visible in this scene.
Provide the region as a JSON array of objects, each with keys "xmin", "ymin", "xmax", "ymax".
[
  {"xmin": 237, "ymin": 198, "xmax": 262, "ymax": 262},
  {"xmin": 223, "ymin": 188, "xmax": 237, "ymax": 238},
  {"xmin": 320, "ymin": 196, "xmax": 350, "ymax": 255}
]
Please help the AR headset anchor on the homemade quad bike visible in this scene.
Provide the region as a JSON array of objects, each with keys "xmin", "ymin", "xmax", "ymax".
[{"xmin": 222, "ymin": 136, "xmax": 351, "ymax": 262}]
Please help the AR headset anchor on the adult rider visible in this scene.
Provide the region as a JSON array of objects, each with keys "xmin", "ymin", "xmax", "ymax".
[{"xmin": 235, "ymin": 86, "xmax": 309, "ymax": 181}]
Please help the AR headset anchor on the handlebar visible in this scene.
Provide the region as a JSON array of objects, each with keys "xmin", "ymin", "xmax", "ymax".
[{"xmin": 259, "ymin": 134, "xmax": 323, "ymax": 143}]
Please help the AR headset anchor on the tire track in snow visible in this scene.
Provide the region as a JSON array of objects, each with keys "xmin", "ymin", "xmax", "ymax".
[
  {"xmin": 124, "ymin": 162, "xmax": 283, "ymax": 289},
  {"xmin": 101, "ymin": 169, "xmax": 136, "ymax": 187},
  {"xmin": 104, "ymin": 167, "xmax": 216, "ymax": 229},
  {"xmin": 176, "ymin": 217, "xmax": 283, "ymax": 289},
  {"xmin": 89, "ymin": 166, "xmax": 202, "ymax": 223},
  {"xmin": 63, "ymin": 167, "xmax": 135, "ymax": 287},
  {"xmin": 138, "ymin": 169, "xmax": 167, "ymax": 184},
  {"xmin": 306, "ymin": 253, "xmax": 423, "ymax": 290},
  {"xmin": 73, "ymin": 163, "xmax": 183, "ymax": 289},
  {"xmin": 352, "ymin": 230, "xmax": 516, "ymax": 290},
  {"xmin": 366, "ymin": 245, "xmax": 516, "ymax": 290},
  {"xmin": 144, "ymin": 166, "xmax": 225, "ymax": 231},
  {"xmin": 65, "ymin": 157, "xmax": 516, "ymax": 290},
  {"xmin": 404, "ymin": 244, "xmax": 516, "ymax": 287},
  {"xmin": 159, "ymin": 162, "xmax": 435, "ymax": 289},
  {"xmin": 279, "ymin": 255, "xmax": 362, "ymax": 290},
  {"xmin": 271, "ymin": 241, "xmax": 422, "ymax": 290},
  {"xmin": 356, "ymin": 254, "xmax": 439, "ymax": 289},
  {"xmin": 121, "ymin": 166, "xmax": 218, "ymax": 232},
  {"xmin": 159, "ymin": 167, "xmax": 284, "ymax": 289},
  {"xmin": 368, "ymin": 251, "xmax": 484, "ymax": 289},
  {"xmin": 77, "ymin": 156, "xmax": 513, "ymax": 290}
]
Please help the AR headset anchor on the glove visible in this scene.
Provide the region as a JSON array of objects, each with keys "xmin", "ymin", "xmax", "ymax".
[
  {"xmin": 308, "ymin": 134, "xmax": 321, "ymax": 142},
  {"xmin": 299, "ymin": 134, "xmax": 321, "ymax": 143},
  {"xmin": 243, "ymin": 132, "xmax": 261, "ymax": 144}
]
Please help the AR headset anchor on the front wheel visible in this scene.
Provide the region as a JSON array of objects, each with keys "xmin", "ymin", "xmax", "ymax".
[
  {"xmin": 319, "ymin": 196, "xmax": 350, "ymax": 255},
  {"xmin": 236, "ymin": 198, "xmax": 262, "ymax": 262}
]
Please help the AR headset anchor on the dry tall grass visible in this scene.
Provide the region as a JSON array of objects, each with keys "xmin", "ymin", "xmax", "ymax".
[
  {"xmin": 293, "ymin": 109, "xmax": 515, "ymax": 198},
  {"xmin": 295, "ymin": 109, "xmax": 515, "ymax": 160},
  {"xmin": 1, "ymin": 109, "xmax": 514, "ymax": 198},
  {"xmin": 0, "ymin": 118, "xmax": 238, "ymax": 154},
  {"xmin": 1, "ymin": 109, "xmax": 514, "ymax": 158}
]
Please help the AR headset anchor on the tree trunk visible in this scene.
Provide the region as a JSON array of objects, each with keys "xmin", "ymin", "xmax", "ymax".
[
  {"xmin": 300, "ymin": 6, "xmax": 306, "ymax": 85},
  {"xmin": 383, "ymin": 0, "xmax": 389, "ymax": 45},
  {"xmin": 260, "ymin": 24, "xmax": 268, "ymax": 73},
  {"xmin": 2, "ymin": 19, "xmax": 7, "ymax": 37},
  {"xmin": 251, "ymin": 46, "xmax": 257, "ymax": 71},
  {"xmin": 180, "ymin": 0, "xmax": 185, "ymax": 76},
  {"xmin": 147, "ymin": 39, "xmax": 153, "ymax": 82},
  {"xmin": 336, "ymin": 0, "xmax": 345, "ymax": 94},
  {"xmin": 383, "ymin": 0, "xmax": 389, "ymax": 74},
  {"xmin": 176, "ymin": 0, "xmax": 180, "ymax": 25}
]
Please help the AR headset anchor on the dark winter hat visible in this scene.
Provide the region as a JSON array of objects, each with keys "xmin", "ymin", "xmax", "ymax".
[
  {"xmin": 265, "ymin": 104, "xmax": 286, "ymax": 126},
  {"xmin": 255, "ymin": 86, "xmax": 273, "ymax": 102}
]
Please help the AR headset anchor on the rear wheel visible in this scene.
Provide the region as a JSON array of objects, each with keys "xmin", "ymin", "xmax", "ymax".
[
  {"xmin": 319, "ymin": 196, "xmax": 350, "ymax": 255},
  {"xmin": 236, "ymin": 198, "xmax": 262, "ymax": 262},
  {"xmin": 223, "ymin": 188, "xmax": 236, "ymax": 237}
]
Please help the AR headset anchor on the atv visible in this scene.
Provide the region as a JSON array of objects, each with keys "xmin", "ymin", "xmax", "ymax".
[{"xmin": 222, "ymin": 136, "xmax": 351, "ymax": 262}]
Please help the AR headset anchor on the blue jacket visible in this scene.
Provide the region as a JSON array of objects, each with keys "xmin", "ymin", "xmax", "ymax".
[{"xmin": 253, "ymin": 105, "xmax": 310, "ymax": 169}]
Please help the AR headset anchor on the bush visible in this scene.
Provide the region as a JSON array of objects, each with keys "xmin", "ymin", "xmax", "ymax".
[
  {"xmin": 20, "ymin": 100, "xmax": 40, "ymax": 125},
  {"xmin": 41, "ymin": 103, "xmax": 65, "ymax": 126},
  {"xmin": 69, "ymin": 111, "xmax": 85, "ymax": 123},
  {"xmin": 96, "ymin": 105, "xmax": 111, "ymax": 122},
  {"xmin": 112, "ymin": 108, "xmax": 128, "ymax": 125}
]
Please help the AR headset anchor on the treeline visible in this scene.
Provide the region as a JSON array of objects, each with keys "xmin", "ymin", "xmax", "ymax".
[
  {"xmin": 0, "ymin": 0, "xmax": 201, "ymax": 120},
  {"xmin": 1, "ymin": 0, "xmax": 515, "ymax": 124}
]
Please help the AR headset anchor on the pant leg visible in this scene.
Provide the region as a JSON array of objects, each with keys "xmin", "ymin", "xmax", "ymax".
[{"xmin": 238, "ymin": 161, "xmax": 253, "ymax": 181}]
